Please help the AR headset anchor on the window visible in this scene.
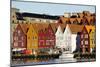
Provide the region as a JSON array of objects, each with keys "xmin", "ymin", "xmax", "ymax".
[
  {"xmin": 14, "ymin": 42, "xmax": 18, "ymax": 47},
  {"xmin": 52, "ymin": 41, "xmax": 55, "ymax": 45},
  {"xmin": 39, "ymin": 41, "xmax": 44, "ymax": 45},
  {"xmin": 67, "ymin": 48, "xmax": 69, "ymax": 51},
  {"xmin": 85, "ymin": 41, "xmax": 88, "ymax": 44},
  {"xmin": 81, "ymin": 40, "xmax": 83, "ymax": 45},
  {"xmin": 22, "ymin": 42, "xmax": 24, "ymax": 47},
  {"xmin": 46, "ymin": 40, "xmax": 50, "ymax": 45},
  {"xmin": 92, "ymin": 40, "xmax": 93, "ymax": 44},
  {"xmin": 32, "ymin": 30, "xmax": 34, "ymax": 33},
  {"xmin": 35, "ymin": 36, "xmax": 37, "ymax": 39},
  {"xmin": 12, "ymin": 20, "xmax": 14, "ymax": 23},
  {"xmin": 14, "ymin": 37, "xmax": 16, "ymax": 40},
  {"xmin": 81, "ymin": 34, "xmax": 83, "ymax": 38},
  {"xmin": 85, "ymin": 48, "xmax": 88, "ymax": 52},
  {"xmin": 83, "ymin": 30, "xmax": 86, "ymax": 33},
  {"xmin": 21, "ymin": 36, "xmax": 24, "ymax": 40},
  {"xmin": 18, "ymin": 30, "xmax": 21, "ymax": 34},
  {"xmin": 60, "ymin": 37, "xmax": 63, "ymax": 40},
  {"xmin": 14, "ymin": 36, "xmax": 18, "ymax": 41},
  {"xmin": 85, "ymin": 34, "xmax": 88, "ymax": 38}
]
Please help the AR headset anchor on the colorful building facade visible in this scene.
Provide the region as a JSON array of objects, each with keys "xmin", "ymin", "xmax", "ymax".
[{"xmin": 80, "ymin": 26, "xmax": 90, "ymax": 53}]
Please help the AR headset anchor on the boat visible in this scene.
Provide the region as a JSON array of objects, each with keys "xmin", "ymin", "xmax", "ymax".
[{"xmin": 59, "ymin": 51, "xmax": 74, "ymax": 59}]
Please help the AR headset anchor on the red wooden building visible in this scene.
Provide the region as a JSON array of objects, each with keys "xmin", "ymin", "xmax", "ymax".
[
  {"xmin": 37, "ymin": 23, "xmax": 56, "ymax": 51},
  {"xmin": 80, "ymin": 26, "xmax": 90, "ymax": 53},
  {"xmin": 45, "ymin": 24, "xmax": 56, "ymax": 49},
  {"xmin": 13, "ymin": 24, "xmax": 29, "ymax": 51},
  {"xmin": 38, "ymin": 23, "xmax": 48, "ymax": 49}
]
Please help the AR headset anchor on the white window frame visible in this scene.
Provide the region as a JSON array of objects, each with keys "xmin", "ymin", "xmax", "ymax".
[
  {"xmin": 14, "ymin": 42, "xmax": 18, "ymax": 47},
  {"xmin": 22, "ymin": 42, "xmax": 24, "ymax": 47},
  {"xmin": 85, "ymin": 34, "xmax": 88, "ymax": 38},
  {"xmin": 85, "ymin": 40, "xmax": 88, "ymax": 45},
  {"xmin": 81, "ymin": 34, "xmax": 83, "ymax": 38},
  {"xmin": 81, "ymin": 40, "xmax": 83, "ymax": 45},
  {"xmin": 18, "ymin": 30, "xmax": 21, "ymax": 34}
]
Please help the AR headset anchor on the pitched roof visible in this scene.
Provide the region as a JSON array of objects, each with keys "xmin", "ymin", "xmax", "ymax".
[
  {"xmin": 32, "ymin": 23, "xmax": 49, "ymax": 34},
  {"xmin": 60, "ymin": 23, "xmax": 66, "ymax": 33},
  {"xmin": 85, "ymin": 16, "xmax": 96, "ymax": 24},
  {"xmin": 69, "ymin": 18, "xmax": 77, "ymax": 23},
  {"xmin": 85, "ymin": 25, "xmax": 95, "ymax": 33},
  {"xmin": 76, "ymin": 18, "xmax": 82, "ymax": 23},
  {"xmin": 59, "ymin": 16, "xmax": 70, "ymax": 23},
  {"xmin": 19, "ymin": 24, "xmax": 30, "ymax": 34},
  {"xmin": 50, "ymin": 23, "xmax": 58, "ymax": 33},
  {"xmin": 68, "ymin": 24, "xmax": 84, "ymax": 34}
]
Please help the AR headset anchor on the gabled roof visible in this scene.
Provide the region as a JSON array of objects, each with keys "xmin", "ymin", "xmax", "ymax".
[
  {"xmin": 50, "ymin": 23, "xmax": 58, "ymax": 33},
  {"xmin": 13, "ymin": 24, "xmax": 29, "ymax": 35},
  {"xmin": 77, "ymin": 13, "xmax": 84, "ymax": 18},
  {"xmin": 19, "ymin": 24, "xmax": 30, "ymax": 35},
  {"xmin": 60, "ymin": 23, "xmax": 66, "ymax": 33},
  {"xmin": 59, "ymin": 16, "xmax": 70, "ymax": 23},
  {"xmin": 32, "ymin": 23, "xmax": 49, "ymax": 34},
  {"xmin": 85, "ymin": 25, "xmax": 95, "ymax": 33},
  {"xmin": 68, "ymin": 24, "xmax": 84, "ymax": 34},
  {"xmin": 76, "ymin": 18, "xmax": 82, "ymax": 23},
  {"xmin": 69, "ymin": 18, "xmax": 77, "ymax": 23},
  {"xmin": 85, "ymin": 16, "xmax": 95, "ymax": 24}
]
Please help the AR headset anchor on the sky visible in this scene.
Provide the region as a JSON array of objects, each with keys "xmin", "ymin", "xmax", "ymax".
[{"xmin": 12, "ymin": 0, "xmax": 95, "ymax": 15}]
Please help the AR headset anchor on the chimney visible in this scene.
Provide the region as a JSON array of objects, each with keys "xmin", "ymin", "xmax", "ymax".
[{"xmin": 64, "ymin": 12, "xmax": 71, "ymax": 18}]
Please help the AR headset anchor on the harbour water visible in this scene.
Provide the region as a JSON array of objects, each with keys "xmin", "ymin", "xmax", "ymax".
[{"xmin": 11, "ymin": 53, "xmax": 95, "ymax": 66}]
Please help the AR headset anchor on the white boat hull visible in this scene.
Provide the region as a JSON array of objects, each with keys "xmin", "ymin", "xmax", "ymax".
[{"xmin": 59, "ymin": 53, "xmax": 74, "ymax": 59}]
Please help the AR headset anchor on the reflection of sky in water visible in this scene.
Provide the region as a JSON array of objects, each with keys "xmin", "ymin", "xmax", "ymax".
[{"xmin": 12, "ymin": 58, "xmax": 95, "ymax": 66}]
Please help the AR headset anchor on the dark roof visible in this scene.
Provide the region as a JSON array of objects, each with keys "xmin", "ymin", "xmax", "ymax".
[{"xmin": 21, "ymin": 12, "xmax": 60, "ymax": 20}]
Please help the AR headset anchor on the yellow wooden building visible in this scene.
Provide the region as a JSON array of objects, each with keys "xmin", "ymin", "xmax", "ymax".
[
  {"xmin": 85, "ymin": 25, "xmax": 96, "ymax": 53},
  {"xmin": 27, "ymin": 24, "xmax": 38, "ymax": 51}
]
